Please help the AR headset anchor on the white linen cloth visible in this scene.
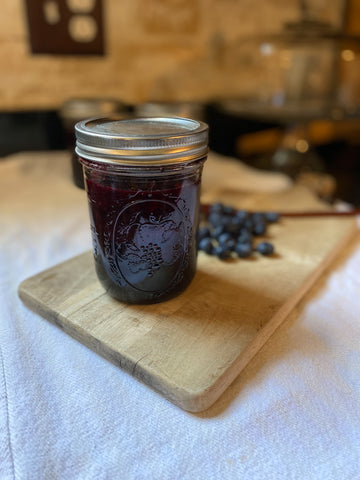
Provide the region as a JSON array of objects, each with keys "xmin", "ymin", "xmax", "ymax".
[{"xmin": 0, "ymin": 151, "xmax": 359, "ymax": 480}]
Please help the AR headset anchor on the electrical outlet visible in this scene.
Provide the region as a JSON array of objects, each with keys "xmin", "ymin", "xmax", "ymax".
[{"xmin": 24, "ymin": 0, "xmax": 104, "ymax": 55}]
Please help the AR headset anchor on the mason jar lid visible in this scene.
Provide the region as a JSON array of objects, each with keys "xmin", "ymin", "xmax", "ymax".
[{"xmin": 75, "ymin": 116, "xmax": 209, "ymax": 165}]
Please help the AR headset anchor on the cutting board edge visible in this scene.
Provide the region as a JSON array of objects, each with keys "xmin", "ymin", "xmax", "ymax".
[
  {"xmin": 17, "ymin": 280, "xmax": 219, "ymax": 412},
  {"xmin": 180, "ymin": 218, "xmax": 360, "ymax": 412}
]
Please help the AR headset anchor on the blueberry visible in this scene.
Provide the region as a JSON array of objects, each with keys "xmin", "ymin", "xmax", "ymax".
[
  {"xmin": 252, "ymin": 212, "xmax": 265, "ymax": 222},
  {"xmin": 214, "ymin": 245, "xmax": 232, "ymax": 259},
  {"xmin": 223, "ymin": 205, "xmax": 235, "ymax": 215},
  {"xmin": 208, "ymin": 212, "xmax": 224, "ymax": 227},
  {"xmin": 252, "ymin": 220, "xmax": 267, "ymax": 236},
  {"xmin": 226, "ymin": 217, "xmax": 242, "ymax": 235},
  {"xmin": 235, "ymin": 242, "xmax": 252, "ymax": 258},
  {"xmin": 235, "ymin": 209, "xmax": 249, "ymax": 222},
  {"xmin": 225, "ymin": 239, "xmax": 236, "ymax": 251},
  {"xmin": 237, "ymin": 230, "xmax": 253, "ymax": 244},
  {"xmin": 244, "ymin": 217, "xmax": 254, "ymax": 230},
  {"xmin": 198, "ymin": 237, "xmax": 214, "ymax": 254},
  {"xmin": 198, "ymin": 226, "xmax": 211, "ymax": 241},
  {"xmin": 264, "ymin": 211, "xmax": 280, "ymax": 223},
  {"xmin": 256, "ymin": 241, "xmax": 274, "ymax": 255},
  {"xmin": 212, "ymin": 225, "xmax": 226, "ymax": 239},
  {"xmin": 218, "ymin": 232, "xmax": 233, "ymax": 245},
  {"xmin": 209, "ymin": 202, "xmax": 224, "ymax": 214}
]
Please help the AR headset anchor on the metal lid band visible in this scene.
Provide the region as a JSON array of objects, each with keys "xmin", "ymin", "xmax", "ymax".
[{"xmin": 75, "ymin": 116, "xmax": 209, "ymax": 165}]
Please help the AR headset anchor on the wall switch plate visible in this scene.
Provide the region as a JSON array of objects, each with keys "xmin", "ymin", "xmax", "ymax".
[{"xmin": 24, "ymin": 0, "xmax": 104, "ymax": 55}]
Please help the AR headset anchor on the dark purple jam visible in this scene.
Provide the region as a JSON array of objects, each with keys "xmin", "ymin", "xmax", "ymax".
[{"xmin": 83, "ymin": 160, "xmax": 204, "ymax": 304}]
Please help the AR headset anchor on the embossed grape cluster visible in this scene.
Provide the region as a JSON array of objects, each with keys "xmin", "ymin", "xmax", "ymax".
[
  {"xmin": 198, "ymin": 203, "xmax": 280, "ymax": 260},
  {"xmin": 140, "ymin": 243, "xmax": 163, "ymax": 276}
]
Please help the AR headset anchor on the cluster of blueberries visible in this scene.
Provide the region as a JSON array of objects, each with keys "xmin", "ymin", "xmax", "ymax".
[{"xmin": 197, "ymin": 203, "xmax": 280, "ymax": 260}]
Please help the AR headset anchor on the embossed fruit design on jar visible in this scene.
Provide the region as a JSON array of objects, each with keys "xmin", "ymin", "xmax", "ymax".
[{"xmin": 75, "ymin": 116, "xmax": 208, "ymax": 304}]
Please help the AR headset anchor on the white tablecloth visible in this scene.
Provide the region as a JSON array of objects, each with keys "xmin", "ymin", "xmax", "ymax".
[{"xmin": 1, "ymin": 151, "xmax": 359, "ymax": 480}]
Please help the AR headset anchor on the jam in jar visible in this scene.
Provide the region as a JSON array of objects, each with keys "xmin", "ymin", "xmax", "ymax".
[{"xmin": 75, "ymin": 116, "xmax": 208, "ymax": 304}]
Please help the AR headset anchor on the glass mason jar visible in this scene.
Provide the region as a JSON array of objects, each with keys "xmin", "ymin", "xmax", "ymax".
[{"xmin": 75, "ymin": 116, "xmax": 209, "ymax": 304}]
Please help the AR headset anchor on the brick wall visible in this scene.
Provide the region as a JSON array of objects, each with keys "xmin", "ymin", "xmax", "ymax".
[{"xmin": 0, "ymin": 0, "xmax": 353, "ymax": 110}]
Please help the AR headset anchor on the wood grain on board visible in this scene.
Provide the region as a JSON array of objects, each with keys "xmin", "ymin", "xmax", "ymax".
[{"xmin": 18, "ymin": 186, "xmax": 358, "ymax": 412}]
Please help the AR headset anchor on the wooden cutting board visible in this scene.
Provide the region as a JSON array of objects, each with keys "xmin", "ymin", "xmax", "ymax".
[{"xmin": 18, "ymin": 185, "xmax": 358, "ymax": 412}]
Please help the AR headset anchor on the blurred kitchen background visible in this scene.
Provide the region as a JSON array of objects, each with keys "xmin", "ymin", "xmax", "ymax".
[{"xmin": 1, "ymin": 0, "xmax": 360, "ymax": 204}]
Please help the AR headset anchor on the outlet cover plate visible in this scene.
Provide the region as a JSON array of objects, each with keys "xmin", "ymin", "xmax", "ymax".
[{"xmin": 24, "ymin": 0, "xmax": 104, "ymax": 55}]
